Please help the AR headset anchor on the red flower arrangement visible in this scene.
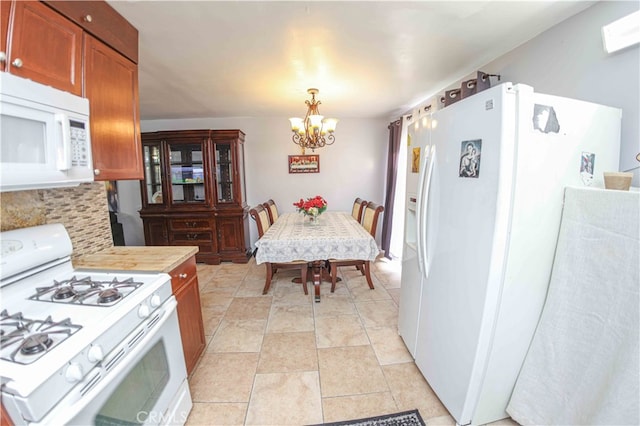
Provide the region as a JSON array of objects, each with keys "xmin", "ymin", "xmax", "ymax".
[{"xmin": 293, "ymin": 195, "xmax": 327, "ymax": 217}]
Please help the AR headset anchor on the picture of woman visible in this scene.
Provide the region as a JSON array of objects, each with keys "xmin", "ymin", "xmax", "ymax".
[{"xmin": 459, "ymin": 140, "xmax": 482, "ymax": 178}]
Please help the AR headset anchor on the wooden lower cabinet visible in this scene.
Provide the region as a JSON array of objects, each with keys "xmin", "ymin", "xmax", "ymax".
[
  {"xmin": 1, "ymin": 400, "xmax": 13, "ymax": 426},
  {"xmin": 143, "ymin": 217, "xmax": 169, "ymax": 246},
  {"xmin": 141, "ymin": 212, "xmax": 250, "ymax": 265},
  {"xmin": 170, "ymin": 255, "xmax": 205, "ymax": 376},
  {"xmin": 216, "ymin": 210, "xmax": 252, "ymax": 263}
]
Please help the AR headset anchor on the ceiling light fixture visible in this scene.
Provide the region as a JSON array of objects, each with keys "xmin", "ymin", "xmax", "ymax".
[{"xmin": 289, "ymin": 88, "xmax": 338, "ymax": 154}]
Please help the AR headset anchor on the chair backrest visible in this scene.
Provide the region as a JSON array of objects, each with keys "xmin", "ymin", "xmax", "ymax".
[
  {"xmin": 249, "ymin": 204, "xmax": 271, "ymax": 237},
  {"xmin": 262, "ymin": 199, "xmax": 279, "ymax": 224},
  {"xmin": 351, "ymin": 198, "xmax": 368, "ymax": 223},
  {"xmin": 361, "ymin": 202, "xmax": 384, "ymax": 237}
]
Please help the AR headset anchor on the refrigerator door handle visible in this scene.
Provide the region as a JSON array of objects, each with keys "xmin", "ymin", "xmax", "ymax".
[{"xmin": 416, "ymin": 145, "xmax": 436, "ymax": 276}]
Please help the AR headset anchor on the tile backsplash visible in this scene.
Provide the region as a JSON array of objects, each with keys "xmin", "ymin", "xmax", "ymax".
[{"xmin": 0, "ymin": 182, "xmax": 113, "ymax": 261}]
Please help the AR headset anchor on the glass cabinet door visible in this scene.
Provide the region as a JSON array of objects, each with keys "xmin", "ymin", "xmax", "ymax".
[
  {"xmin": 237, "ymin": 142, "xmax": 247, "ymax": 205},
  {"xmin": 215, "ymin": 142, "xmax": 234, "ymax": 203},
  {"xmin": 143, "ymin": 143, "xmax": 163, "ymax": 204},
  {"xmin": 168, "ymin": 142, "xmax": 205, "ymax": 204}
]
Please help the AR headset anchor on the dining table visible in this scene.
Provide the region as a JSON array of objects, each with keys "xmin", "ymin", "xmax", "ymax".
[{"xmin": 254, "ymin": 211, "xmax": 380, "ymax": 302}]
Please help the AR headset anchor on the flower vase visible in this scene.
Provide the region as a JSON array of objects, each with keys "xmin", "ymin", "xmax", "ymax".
[{"xmin": 308, "ymin": 213, "xmax": 319, "ymax": 225}]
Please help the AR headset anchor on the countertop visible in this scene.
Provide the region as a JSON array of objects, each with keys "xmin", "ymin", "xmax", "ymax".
[{"xmin": 74, "ymin": 246, "xmax": 199, "ymax": 273}]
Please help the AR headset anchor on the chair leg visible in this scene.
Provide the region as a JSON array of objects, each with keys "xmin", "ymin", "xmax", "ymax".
[
  {"xmin": 363, "ymin": 261, "xmax": 375, "ymax": 290},
  {"xmin": 300, "ymin": 264, "xmax": 309, "ymax": 295},
  {"xmin": 356, "ymin": 264, "xmax": 365, "ymax": 275},
  {"xmin": 263, "ymin": 263, "xmax": 274, "ymax": 294},
  {"xmin": 331, "ymin": 262, "xmax": 338, "ymax": 293}
]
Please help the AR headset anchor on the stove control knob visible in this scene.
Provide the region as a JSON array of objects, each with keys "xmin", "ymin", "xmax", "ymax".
[
  {"xmin": 65, "ymin": 363, "xmax": 83, "ymax": 383},
  {"xmin": 87, "ymin": 345, "xmax": 104, "ymax": 363},
  {"xmin": 138, "ymin": 304, "xmax": 151, "ymax": 318},
  {"xmin": 150, "ymin": 294, "xmax": 162, "ymax": 308}
]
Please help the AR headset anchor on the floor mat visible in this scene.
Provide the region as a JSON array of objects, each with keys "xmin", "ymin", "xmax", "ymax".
[{"xmin": 311, "ymin": 409, "xmax": 425, "ymax": 426}]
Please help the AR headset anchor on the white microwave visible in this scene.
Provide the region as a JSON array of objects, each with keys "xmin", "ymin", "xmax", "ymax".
[{"xmin": 0, "ymin": 72, "xmax": 94, "ymax": 192}]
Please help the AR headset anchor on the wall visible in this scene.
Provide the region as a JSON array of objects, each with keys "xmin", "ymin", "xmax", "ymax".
[
  {"xmin": 410, "ymin": 1, "xmax": 639, "ymax": 183},
  {"xmin": 0, "ymin": 183, "xmax": 113, "ymax": 262},
  {"xmin": 489, "ymin": 1, "xmax": 639, "ymax": 180},
  {"xmin": 117, "ymin": 116, "xmax": 390, "ymax": 248},
  {"xmin": 43, "ymin": 0, "xmax": 637, "ymax": 257}
]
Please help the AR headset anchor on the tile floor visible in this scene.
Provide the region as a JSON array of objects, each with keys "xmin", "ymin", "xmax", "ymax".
[{"xmin": 185, "ymin": 257, "xmax": 518, "ymax": 426}]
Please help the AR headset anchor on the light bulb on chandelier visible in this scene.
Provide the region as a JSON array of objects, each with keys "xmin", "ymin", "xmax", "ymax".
[{"xmin": 289, "ymin": 88, "xmax": 338, "ymax": 154}]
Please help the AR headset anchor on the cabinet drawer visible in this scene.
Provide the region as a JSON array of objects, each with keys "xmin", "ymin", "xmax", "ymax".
[
  {"xmin": 173, "ymin": 241, "xmax": 215, "ymax": 258},
  {"xmin": 170, "ymin": 219, "xmax": 212, "ymax": 231},
  {"xmin": 170, "ymin": 255, "xmax": 197, "ymax": 293},
  {"xmin": 171, "ymin": 231, "xmax": 213, "ymax": 243}
]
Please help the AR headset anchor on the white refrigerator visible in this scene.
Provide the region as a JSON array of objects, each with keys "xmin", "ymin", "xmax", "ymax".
[{"xmin": 398, "ymin": 82, "xmax": 621, "ymax": 425}]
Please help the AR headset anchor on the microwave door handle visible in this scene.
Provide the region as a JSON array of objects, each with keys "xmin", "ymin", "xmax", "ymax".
[{"xmin": 55, "ymin": 114, "xmax": 71, "ymax": 171}]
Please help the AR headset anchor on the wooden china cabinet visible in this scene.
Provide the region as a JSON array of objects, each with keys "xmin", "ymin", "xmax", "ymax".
[{"xmin": 139, "ymin": 129, "xmax": 251, "ymax": 264}]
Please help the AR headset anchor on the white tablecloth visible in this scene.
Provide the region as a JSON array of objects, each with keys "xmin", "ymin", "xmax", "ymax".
[
  {"xmin": 507, "ymin": 187, "xmax": 639, "ymax": 425},
  {"xmin": 255, "ymin": 212, "xmax": 380, "ymax": 264}
]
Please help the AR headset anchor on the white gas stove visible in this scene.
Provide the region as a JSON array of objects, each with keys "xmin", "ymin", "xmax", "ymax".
[{"xmin": 0, "ymin": 224, "xmax": 191, "ymax": 425}]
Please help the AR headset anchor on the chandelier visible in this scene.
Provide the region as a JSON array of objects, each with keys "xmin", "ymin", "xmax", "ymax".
[{"xmin": 289, "ymin": 88, "xmax": 338, "ymax": 153}]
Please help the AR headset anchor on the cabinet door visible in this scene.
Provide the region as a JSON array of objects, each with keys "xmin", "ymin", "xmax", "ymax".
[
  {"xmin": 5, "ymin": 1, "xmax": 82, "ymax": 95},
  {"xmin": 170, "ymin": 256, "xmax": 205, "ymax": 375},
  {"xmin": 168, "ymin": 141, "xmax": 207, "ymax": 205},
  {"xmin": 214, "ymin": 141, "xmax": 236, "ymax": 204},
  {"xmin": 142, "ymin": 142, "xmax": 164, "ymax": 205},
  {"xmin": 84, "ymin": 34, "xmax": 143, "ymax": 180},
  {"xmin": 143, "ymin": 218, "xmax": 168, "ymax": 246},
  {"xmin": 174, "ymin": 277, "xmax": 205, "ymax": 374},
  {"xmin": 1, "ymin": 401, "xmax": 12, "ymax": 426},
  {"xmin": 217, "ymin": 216, "xmax": 244, "ymax": 253},
  {"xmin": 1, "ymin": 1, "xmax": 11, "ymax": 73},
  {"xmin": 236, "ymin": 139, "xmax": 247, "ymax": 206}
]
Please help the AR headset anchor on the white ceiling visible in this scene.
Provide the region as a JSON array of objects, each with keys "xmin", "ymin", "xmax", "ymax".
[{"xmin": 107, "ymin": 1, "xmax": 596, "ymax": 121}]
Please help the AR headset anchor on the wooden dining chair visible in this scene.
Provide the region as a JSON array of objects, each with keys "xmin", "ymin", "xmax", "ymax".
[
  {"xmin": 351, "ymin": 198, "xmax": 368, "ymax": 224},
  {"xmin": 249, "ymin": 204, "xmax": 309, "ymax": 295},
  {"xmin": 328, "ymin": 202, "xmax": 384, "ymax": 292},
  {"xmin": 262, "ymin": 199, "xmax": 279, "ymax": 225}
]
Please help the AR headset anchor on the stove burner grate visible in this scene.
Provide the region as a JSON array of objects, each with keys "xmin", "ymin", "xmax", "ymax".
[
  {"xmin": 28, "ymin": 276, "xmax": 144, "ymax": 306},
  {"xmin": 21, "ymin": 333, "xmax": 53, "ymax": 355},
  {"xmin": 0, "ymin": 310, "xmax": 82, "ymax": 365}
]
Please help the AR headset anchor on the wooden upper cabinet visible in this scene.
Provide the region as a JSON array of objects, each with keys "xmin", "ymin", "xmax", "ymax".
[
  {"xmin": 2, "ymin": 1, "xmax": 82, "ymax": 95},
  {"xmin": 42, "ymin": 0, "xmax": 138, "ymax": 64},
  {"xmin": 1, "ymin": 2, "xmax": 10, "ymax": 72},
  {"xmin": 84, "ymin": 34, "xmax": 143, "ymax": 180}
]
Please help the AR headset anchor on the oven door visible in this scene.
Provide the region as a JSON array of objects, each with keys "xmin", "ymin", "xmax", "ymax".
[{"xmin": 34, "ymin": 298, "xmax": 192, "ymax": 426}]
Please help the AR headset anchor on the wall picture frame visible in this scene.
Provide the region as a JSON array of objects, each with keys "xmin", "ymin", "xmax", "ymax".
[{"xmin": 288, "ymin": 154, "xmax": 320, "ymax": 174}]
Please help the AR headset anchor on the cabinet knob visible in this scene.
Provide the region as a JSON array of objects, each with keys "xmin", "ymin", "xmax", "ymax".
[
  {"xmin": 0, "ymin": 52, "xmax": 6, "ymax": 62},
  {"xmin": 94, "ymin": 169, "xmax": 101, "ymax": 176},
  {"xmin": 84, "ymin": 14, "xmax": 93, "ymax": 22},
  {"xmin": 11, "ymin": 58, "xmax": 22, "ymax": 68},
  {"xmin": 179, "ymin": 273, "xmax": 188, "ymax": 279}
]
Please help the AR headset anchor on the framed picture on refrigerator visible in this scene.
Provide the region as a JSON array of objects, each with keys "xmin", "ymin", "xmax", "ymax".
[
  {"xmin": 459, "ymin": 139, "xmax": 482, "ymax": 178},
  {"xmin": 412, "ymin": 147, "xmax": 421, "ymax": 173}
]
